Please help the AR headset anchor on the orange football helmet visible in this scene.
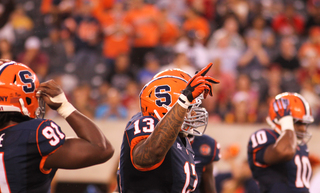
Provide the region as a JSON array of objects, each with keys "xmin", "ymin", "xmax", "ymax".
[
  {"xmin": 0, "ymin": 60, "xmax": 45, "ymax": 118},
  {"xmin": 140, "ymin": 70, "xmax": 208, "ymax": 136},
  {"xmin": 267, "ymin": 92, "xmax": 313, "ymax": 143},
  {"xmin": 153, "ymin": 68, "xmax": 192, "ymax": 81}
]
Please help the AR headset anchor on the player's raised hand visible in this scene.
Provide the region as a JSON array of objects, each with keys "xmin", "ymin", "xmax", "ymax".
[
  {"xmin": 181, "ymin": 63, "xmax": 220, "ymax": 103},
  {"xmin": 273, "ymin": 98, "xmax": 291, "ymax": 120},
  {"xmin": 36, "ymin": 80, "xmax": 75, "ymax": 119}
]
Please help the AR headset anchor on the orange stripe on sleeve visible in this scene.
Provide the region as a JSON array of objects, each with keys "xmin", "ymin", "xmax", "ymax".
[
  {"xmin": 39, "ymin": 145, "xmax": 62, "ymax": 174},
  {"xmin": 253, "ymin": 146, "xmax": 269, "ymax": 168}
]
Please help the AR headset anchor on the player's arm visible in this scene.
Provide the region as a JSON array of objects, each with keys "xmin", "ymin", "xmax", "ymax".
[
  {"xmin": 36, "ymin": 80, "xmax": 114, "ymax": 169},
  {"xmin": 133, "ymin": 63, "xmax": 219, "ymax": 168},
  {"xmin": 200, "ymin": 162, "xmax": 217, "ymax": 193},
  {"xmin": 263, "ymin": 98, "xmax": 297, "ymax": 165}
]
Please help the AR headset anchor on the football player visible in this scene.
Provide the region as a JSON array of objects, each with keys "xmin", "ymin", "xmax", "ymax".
[
  {"xmin": 0, "ymin": 59, "xmax": 114, "ymax": 192},
  {"xmin": 247, "ymin": 92, "xmax": 313, "ymax": 193},
  {"xmin": 118, "ymin": 63, "xmax": 219, "ymax": 192},
  {"xmin": 190, "ymin": 134, "xmax": 220, "ymax": 193},
  {"xmin": 155, "ymin": 68, "xmax": 221, "ymax": 193}
]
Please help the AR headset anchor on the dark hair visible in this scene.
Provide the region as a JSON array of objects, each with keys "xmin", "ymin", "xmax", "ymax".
[{"xmin": 0, "ymin": 112, "xmax": 32, "ymax": 129}]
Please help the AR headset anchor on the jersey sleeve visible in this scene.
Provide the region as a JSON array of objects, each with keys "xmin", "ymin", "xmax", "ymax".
[
  {"xmin": 125, "ymin": 116, "xmax": 159, "ymax": 151},
  {"xmin": 247, "ymin": 129, "xmax": 278, "ymax": 167},
  {"xmin": 203, "ymin": 135, "xmax": 220, "ymax": 163},
  {"xmin": 193, "ymin": 135, "xmax": 220, "ymax": 165},
  {"xmin": 36, "ymin": 120, "xmax": 65, "ymax": 157}
]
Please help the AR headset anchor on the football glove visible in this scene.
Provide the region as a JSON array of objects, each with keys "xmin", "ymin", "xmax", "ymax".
[
  {"xmin": 273, "ymin": 98, "xmax": 294, "ymax": 131},
  {"xmin": 181, "ymin": 63, "xmax": 220, "ymax": 103},
  {"xmin": 273, "ymin": 98, "xmax": 291, "ymax": 119}
]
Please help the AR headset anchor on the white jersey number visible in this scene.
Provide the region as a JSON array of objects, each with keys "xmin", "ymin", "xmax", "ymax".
[
  {"xmin": 182, "ymin": 161, "xmax": 198, "ymax": 193},
  {"xmin": 42, "ymin": 122, "xmax": 65, "ymax": 146},
  {"xmin": 251, "ymin": 130, "xmax": 268, "ymax": 148},
  {"xmin": 133, "ymin": 118, "xmax": 155, "ymax": 135},
  {"xmin": 295, "ymin": 155, "xmax": 312, "ymax": 188}
]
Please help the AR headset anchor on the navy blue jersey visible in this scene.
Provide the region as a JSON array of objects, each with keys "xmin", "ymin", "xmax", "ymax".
[
  {"xmin": 191, "ymin": 134, "xmax": 220, "ymax": 193},
  {"xmin": 247, "ymin": 128, "xmax": 311, "ymax": 193},
  {"xmin": 0, "ymin": 119, "xmax": 65, "ymax": 193},
  {"xmin": 118, "ymin": 113, "xmax": 198, "ymax": 193}
]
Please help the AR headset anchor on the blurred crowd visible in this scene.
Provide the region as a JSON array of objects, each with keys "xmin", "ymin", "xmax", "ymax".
[{"xmin": 1, "ymin": 0, "xmax": 320, "ymax": 124}]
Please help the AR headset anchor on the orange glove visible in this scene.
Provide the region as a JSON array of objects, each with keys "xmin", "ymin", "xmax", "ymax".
[{"xmin": 181, "ymin": 63, "xmax": 220, "ymax": 103}]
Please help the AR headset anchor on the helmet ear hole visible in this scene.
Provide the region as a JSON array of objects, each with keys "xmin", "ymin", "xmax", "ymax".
[
  {"xmin": 13, "ymin": 75, "xmax": 17, "ymax": 83},
  {"xmin": 26, "ymin": 97, "xmax": 32, "ymax": 105}
]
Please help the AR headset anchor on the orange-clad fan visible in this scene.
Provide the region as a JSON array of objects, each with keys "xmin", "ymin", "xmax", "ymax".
[
  {"xmin": 125, "ymin": 1, "xmax": 161, "ymax": 48},
  {"xmin": 159, "ymin": 9, "xmax": 180, "ymax": 47},
  {"xmin": 183, "ymin": 8, "xmax": 210, "ymax": 43},
  {"xmin": 93, "ymin": 2, "xmax": 131, "ymax": 60}
]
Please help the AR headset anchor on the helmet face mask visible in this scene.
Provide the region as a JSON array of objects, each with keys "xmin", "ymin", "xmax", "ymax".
[
  {"xmin": 267, "ymin": 92, "xmax": 314, "ymax": 144},
  {"xmin": 0, "ymin": 61, "xmax": 45, "ymax": 119},
  {"xmin": 140, "ymin": 69, "xmax": 209, "ymax": 136},
  {"xmin": 182, "ymin": 96, "xmax": 208, "ymax": 136}
]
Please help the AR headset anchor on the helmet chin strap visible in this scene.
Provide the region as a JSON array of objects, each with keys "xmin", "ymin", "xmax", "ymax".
[{"xmin": 19, "ymin": 98, "xmax": 30, "ymax": 117}]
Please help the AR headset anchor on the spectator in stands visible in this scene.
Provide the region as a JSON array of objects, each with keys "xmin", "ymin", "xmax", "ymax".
[
  {"xmin": 105, "ymin": 53, "xmax": 136, "ymax": 92},
  {"xmin": 231, "ymin": 74, "xmax": 259, "ymax": 123},
  {"xmin": 10, "ymin": 4, "xmax": 34, "ymax": 34},
  {"xmin": 10, "ymin": 4, "xmax": 34, "ymax": 55},
  {"xmin": 266, "ymin": 65, "xmax": 282, "ymax": 100},
  {"xmin": 72, "ymin": 48, "xmax": 106, "ymax": 88},
  {"xmin": 0, "ymin": 39, "xmax": 13, "ymax": 60},
  {"xmin": 305, "ymin": 0, "xmax": 320, "ymax": 32},
  {"xmin": 43, "ymin": 27, "xmax": 70, "ymax": 75},
  {"xmin": 226, "ymin": 0, "xmax": 251, "ymax": 31},
  {"xmin": 202, "ymin": 58, "xmax": 236, "ymax": 122},
  {"xmin": 272, "ymin": 4, "xmax": 305, "ymax": 36},
  {"xmin": 64, "ymin": 2, "xmax": 101, "ymax": 53},
  {"xmin": 183, "ymin": 7, "xmax": 210, "ymax": 44},
  {"xmin": 271, "ymin": 37, "xmax": 301, "ymax": 93},
  {"xmin": 59, "ymin": 24, "xmax": 75, "ymax": 60},
  {"xmin": 155, "ymin": 0, "xmax": 187, "ymax": 24},
  {"xmin": 238, "ymin": 34, "xmax": 270, "ymax": 82},
  {"xmin": 298, "ymin": 51, "xmax": 320, "ymax": 87},
  {"xmin": 71, "ymin": 83, "xmax": 95, "ymax": 119},
  {"xmin": 95, "ymin": 87, "xmax": 128, "ymax": 120},
  {"xmin": 0, "ymin": 0, "xmax": 15, "ymax": 45},
  {"xmin": 125, "ymin": 0, "xmax": 161, "ymax": 70},
  {"xmin": 138, "ymin": 52, "xmax": 161, "ymax": 86},
  {"xmin": 121, "ymin": 81, "xmax": 141, "ymax": 119},
  {"xmin": 299, "ymin": 26, "xmax": 320, "ymax": 63},
  {"xmin": 208, "ymin": 31, "xmax": 242, "ymax": 78},
  {"xmin": 244, "ymin": 15, "xmax": 275, "ymax": 57},
  {"xmin": 273, "ymin": 37, "xmax": 300, "ymax": 72},
  {"xmin": 157, "ymin": 8, "xmax": 180, "ymax": 65},
  {"xmin": 175, "ymin": 30, "xmax": 209, "ymax": 69},
  {"xmin": 207, "ymin": 14, "xmax": 245, "ymax": 53},
  {"xmin": 17, "ymin": 36, "xmax": 49, "ymax": 82},
  {"xmin": 93, "ymin": 1, "xmax": 131, "ymax": 64}
]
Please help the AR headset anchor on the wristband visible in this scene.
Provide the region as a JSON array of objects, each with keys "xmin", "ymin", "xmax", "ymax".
[
  {"xmin": 48, "ymin": 93, "xmax": 76, "ymax": 119},
  {"xmin": 279, "ymin": 116, "xmax": 294, "ymax": 132},
  {"xmin": 57, "ymin": 102, "xmax": 76, "ymax": 119},
  {"xmin": 177, "ymin": 94, "xmax": 191, "ymax": 109}
]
